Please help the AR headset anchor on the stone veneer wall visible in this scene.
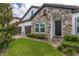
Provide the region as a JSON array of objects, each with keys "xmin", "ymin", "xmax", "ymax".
[
  {"xmin": 49, "ymin": 7, "xmax": 72, "ymax": 36},
  {"xmin": 31, "ymin": 7, "xmax": 51, "ymax": 39},
  {"xmin": 31, "ymin": 7, "xmax": 72, "ymax": 39}
]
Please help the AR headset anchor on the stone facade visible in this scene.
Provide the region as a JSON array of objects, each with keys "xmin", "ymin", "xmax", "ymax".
[
  {"xmin": 31, "ymin": 7, "xmax": 72, "ymax": 39},
  {"xmin": 49, "ymin": 7, "xmax": 72, "ymax": 36},
  {"xmin": 31, "ymin": 7, "xmax": 51, "ymax": 35}
]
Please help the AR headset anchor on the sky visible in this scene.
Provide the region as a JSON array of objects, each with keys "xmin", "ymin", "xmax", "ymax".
[
  {"xmin": 9, "ymin": 0, "xmax": 79, "ymax": 18},
  {"xmin": 10, "ymin": 3, "xmax": 27, "ymax": 18}
]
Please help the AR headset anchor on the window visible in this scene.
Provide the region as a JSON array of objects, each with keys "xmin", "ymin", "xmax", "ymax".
[
  {"xmin": 76, "ymin": 17, "xmax": 79, "ymax": 34},
  {"xmin": 40, "ymin": 24, "xmax": 45, "ymax": 32},
  {"xmin": 31, "ymin": 10, "xmax": 34, "ymax": 16},
  {"xmin": 35, "ymin": 23, "xmax": 39, "ymax": 32},
  {"xmin": 35, "ymin": 22, "xmax": 45, "ymax": 32}
]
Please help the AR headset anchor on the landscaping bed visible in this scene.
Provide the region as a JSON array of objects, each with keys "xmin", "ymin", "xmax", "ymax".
[{"xmin": 58, "ymin": 35, "xmax": 79, "ymax": 56}]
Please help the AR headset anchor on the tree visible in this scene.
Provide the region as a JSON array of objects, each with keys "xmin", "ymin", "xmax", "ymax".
[{"xmin": 0, "ymin": 3, "xmax": 16, "ymax": 51}]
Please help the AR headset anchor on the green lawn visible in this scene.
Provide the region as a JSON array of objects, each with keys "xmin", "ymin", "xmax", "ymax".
[{"xmin": 2, "ymin": 38, "xmax": 64, "ymax": 56}]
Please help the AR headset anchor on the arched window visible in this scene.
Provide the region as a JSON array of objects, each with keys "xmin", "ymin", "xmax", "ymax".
[{"xmin": 35, "ymin": 22, "xmax": 45, "ymax": 32}]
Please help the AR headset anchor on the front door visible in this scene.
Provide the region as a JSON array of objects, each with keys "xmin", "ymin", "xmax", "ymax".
[{"xmin": 55, "ymin": 20, "xmax": 61, "ymax": 36}]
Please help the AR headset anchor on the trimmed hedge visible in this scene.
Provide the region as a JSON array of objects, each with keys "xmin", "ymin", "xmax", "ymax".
[
  {"xmin": 27, "ymin": 33, "xmax": 47, "ymax": 39},
  {"xmin": 64, "ymin": 35, "xmax": 79, "ymax": 42}
]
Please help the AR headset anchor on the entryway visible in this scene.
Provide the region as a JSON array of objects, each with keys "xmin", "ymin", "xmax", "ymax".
[{"xmin": 51, "ymin": 20, "xmax": 63, "ymax": 47}]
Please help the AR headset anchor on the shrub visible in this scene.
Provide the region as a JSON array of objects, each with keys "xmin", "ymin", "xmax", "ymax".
[
  {"xmin": 65, "ymin": 48, "xmax": 75, "ymax": 56},
  {"xmin": 57, "ymin": 45, "xmax": 64, "ymax": 51},
  {"xmin": 64, "ymin": 35, "xmax": 79, "ymax": 42},
  {"xmin": 58, "ymin": 44, "xmax": 76, "ymax": 55},
  {"xmin": 0, "ymin": 38, "xmax": 15, "ymax": 49},
  {"xmin": 27, "ymin": 33, "xmax": 47, "ymax": 39}
]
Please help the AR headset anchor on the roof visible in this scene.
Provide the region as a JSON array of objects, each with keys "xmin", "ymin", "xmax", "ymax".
[
  {"xmin": 21, "ymin": 19, "xmax": 31, "ymax": 23},
  {"xmin": 30, "ymin": 3, "xmax": 79, "ymax": 20},
  {"xmin": 21, "ymin": 6, "xmax": 40, "ymax": 20},
  {"xmin": 13, "ymin": 17, "xmax": 21, "ymax": 20},
  {"xmin": 43, "ymin": 3, "xmax": 79, "ymax": 9}
]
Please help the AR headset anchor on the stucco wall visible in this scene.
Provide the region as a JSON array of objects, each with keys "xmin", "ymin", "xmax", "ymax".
[
  {"xmin": 17, "ymin": 7, "xmax": 38, "ymax": 36},
  {"xmin": 18, "ymin": 21, "xmax": 31, "ymax": 35}
]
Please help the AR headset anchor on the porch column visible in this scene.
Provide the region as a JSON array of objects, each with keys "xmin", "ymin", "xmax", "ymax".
[
  {"xmin": 50, "ymin": 14, "xmax": 53, "ymax": 40},
  {"xmin": 21, "ymin": 26, "xmax": 25, "ymax": 36}
]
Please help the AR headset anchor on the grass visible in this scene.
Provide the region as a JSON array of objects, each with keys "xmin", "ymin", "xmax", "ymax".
[{"xmin": 2, "ymin": 38, "xmax": 64, "ymax": 56}]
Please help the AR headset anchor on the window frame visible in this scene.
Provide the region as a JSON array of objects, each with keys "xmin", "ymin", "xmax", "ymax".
[
  {"xmin": 35, "ymin": 22, "xmax": 45, "ymax": 33},
  {"xmin": 40, "ymin": 23, "xmax": 45, "ymax": 32},
  {"xmin": 75, "ymin": 17, "xmax": 79, "ymax": 34},
  {"xmin": 35, "ymin": 23, "xmax": 40, "ymax": 32}
]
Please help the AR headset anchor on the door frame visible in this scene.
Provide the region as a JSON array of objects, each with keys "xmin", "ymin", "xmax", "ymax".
[{"xmin": 50, "ymin": 15, "xmax": 63, "ymax": 39}]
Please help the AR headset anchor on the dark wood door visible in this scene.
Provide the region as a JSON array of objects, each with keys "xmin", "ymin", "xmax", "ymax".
[
  {"xmin": 25, "ymin": 26, "xmax": 31, "ymax": 34},
  {"xmin": 55, "ymin": 20, "xmax": 61, "ymax": 36}
]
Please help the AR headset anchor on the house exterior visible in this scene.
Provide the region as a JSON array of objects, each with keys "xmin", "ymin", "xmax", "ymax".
[
  {"xmin": 29, "ymin": 3, "xmax": 79, "ymax": 40},
  {"xmin": 16, "ymin": 3, "xmax": 79, "ymax": 40},
  {"xmin": 17, "ymin": 6, "xmax": 39, "ymax": 36}
]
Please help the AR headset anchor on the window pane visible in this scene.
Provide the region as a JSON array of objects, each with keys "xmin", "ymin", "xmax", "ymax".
[
  {"xmin": 77, "ymin": 19, "xmax": 79, "ymax": 22},
  {"xmin": 77, "ymin": 26, "xmax": 79, "ymax": 33},
  {"xmin": 35, "ymin": 28, "xmax": 39, "ymax": 32},
  {"xmin": 77, "ymin": 23, "xmax": 79, "ymax": 25},
  {"xmin": 40, "ymin": 24, "xmax": 44, "ymax": 28},
  {"xmin": 40, "ymin": 24, "xmax": 45, "ymax": 32},
  {"xmin": 40, "ymin": 28, "xmax": 45, "ymax": 32},
  {"xmin": 77, "ymin": 18, "xmax": 79, "ymax": 34},
  {"xmin": 31, "ymin": 10, "xmax": 34, "ymax": 16},
  {"xmin": 36, "ymin": 24, "xmax": 39, "ymax": 27},
  {"xmin": 35, "ymin": 23, "xmax": 39, "ymax": 32}
]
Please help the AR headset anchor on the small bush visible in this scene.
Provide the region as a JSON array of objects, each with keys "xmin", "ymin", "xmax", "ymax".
[
  {"xmin": 65, "ymin": 48, "xmax": 75, "ymax": 56},
  {"xmin": 57, "ymin": 45, "xmax": 64, "ymax": 51},
  {"xmin": 27, "ymin": 33, "xmax": 47, "ymax": 39},
  {"xmin": 0, "ymin": 37, "xmax": 15, "ymax": 50},
  {"xmin": 64, "ymin": 35, "xmax": 79, "ymax": 42}
]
